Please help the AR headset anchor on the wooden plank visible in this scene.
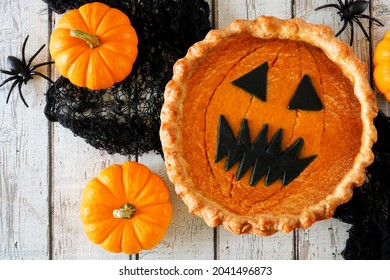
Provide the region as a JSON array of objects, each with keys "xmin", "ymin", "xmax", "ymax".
[
  {"xmin": 294, "ymin": 0, "xmax": 372, "ymax": 259},
  {"xmin": 295, "ymin": 219, "xmax": 350, "ymax": 259},
  {"xmin": 49, "ymin": 12, "xmax": 130, "ymax": 259},
  {"xmin": 138, "ymin": 152, "xmax": 214, "ymax": 259},
  {"xmin": 0, "ymin": 0, "xmax": 50, "ymax": 259},
  {"xmin": 216, "ymin": 0, "xmax": 293, "ymax": 28},
  {"xmin": 215, "ymin": 0, "xmax": 295, "ymax": 260},
  {"xmin": 218, "ymin": 231, "xmax": 294, "ymax": 260},
  {"xmin": 51, "ymin": 124, "xmax": 130, "ymax": 259},
  {"xmin": 138, "ymin": 0, "xmax": 216, "ymax": 260}
]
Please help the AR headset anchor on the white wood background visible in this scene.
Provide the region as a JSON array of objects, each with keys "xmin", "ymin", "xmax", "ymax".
[{"xmin": 0, "ymin": 0, "xmax": 388, "ymax": 260}]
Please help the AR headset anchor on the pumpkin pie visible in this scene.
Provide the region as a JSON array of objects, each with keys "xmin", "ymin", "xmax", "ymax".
[{"xmin": 160, "ymin": 16, "xmax": 377, "ymax": 235}]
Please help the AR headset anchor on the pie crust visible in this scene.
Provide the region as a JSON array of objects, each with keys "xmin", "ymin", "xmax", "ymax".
[{"xmin": 160, "ymin": 16, "xmax": 377, "ymax": 235}]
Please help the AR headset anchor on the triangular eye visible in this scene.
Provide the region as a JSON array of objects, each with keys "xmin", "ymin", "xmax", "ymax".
[
  {"xmin": 231, "ymin": 62, "xmax": 268, "ymax": 102},
  {"xmin": 288, "ymin": 75, "xmax": 323, "ymax": 111}
]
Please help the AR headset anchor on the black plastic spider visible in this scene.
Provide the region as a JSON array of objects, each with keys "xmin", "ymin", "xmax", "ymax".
[
  {"xmin": 315, "ymin": 0, "xmax": 383, "ymax": 45},
  {"xmin": 0, "ymin": 35, "xmax": 54, "ymax": 107}
]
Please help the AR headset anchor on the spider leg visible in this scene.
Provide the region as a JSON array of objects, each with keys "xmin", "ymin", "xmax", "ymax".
[
  {"xmin": 22, "ymin": 35, "xmax": 29, "ymax": 66},
  {"xmin": 335, "ymin": 20, "xmax": 348, "ymax": 37},
  {"xmin": 6, "ymin": 79, "xmax": 19, "ymax": 104},
  {"xmin": 27, "ymin": 44, "xmax": 46, "ymax": 69},
  {"xmin": 31, "ymin": 71, "xmax": 54, "ymax": 84},
  {"xmin": 349, "ymin": 20, "xmax": 355, "ymax": 46},
  {"xmin": 355, "ymin": 14, "xmax": 384, "ymax": 26},
  {"xmin": 17, "ymin": 80, "xmax": 28, "ymax": 107},
  {"xmin": 30, "ymin": 61, "xmax": 54, "ymax": 71},
  {"xmin": 314, "ymin": 4, "xmax": 342, "ymax": 12},
  {"xmin": 0, "ymin": 76, "xmax": 18, "ymax": 88},
  {"xmin": 352, "ymin": 18, "xmax": 370, "ymax": 41},
  {"xmin": 1, "ymin": 69, "xmax": 15, "ymax": 76}
]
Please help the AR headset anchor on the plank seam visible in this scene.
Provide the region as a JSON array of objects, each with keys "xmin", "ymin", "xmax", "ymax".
[{"xmin": 47, "ymin": 4, "xmax": 54, "ymax": 260}]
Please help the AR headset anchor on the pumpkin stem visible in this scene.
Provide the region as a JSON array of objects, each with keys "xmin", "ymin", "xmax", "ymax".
[
  {"xmin": 70, "ymin": 30, "xmax": 100, "ymax": 49},
  {"xmin": 113, "ymin": 203, "xmax": 136, "ymax": 219}
]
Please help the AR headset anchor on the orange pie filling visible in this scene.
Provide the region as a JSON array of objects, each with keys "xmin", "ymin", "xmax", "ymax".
[{"xmin": 180, "ymin": 35, "xmax": 362, "ymax": 216}]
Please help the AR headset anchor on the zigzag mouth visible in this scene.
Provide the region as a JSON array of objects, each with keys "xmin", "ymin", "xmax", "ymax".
[{"xmin": 215, "ymin": 115, "xmax": 317, "ymax": 187}]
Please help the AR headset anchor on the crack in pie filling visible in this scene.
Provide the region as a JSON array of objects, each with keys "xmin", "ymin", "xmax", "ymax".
[{"xmin": 160, "ymin": 16, "xmax": 377, "ymax": 235}]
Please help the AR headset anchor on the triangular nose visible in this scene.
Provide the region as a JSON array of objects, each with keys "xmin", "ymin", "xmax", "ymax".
[
  {"xmin": 231, "ymin": 62, "xmax": 268, "ymax": 102},
  {"xmin": 288, "ymin": 75, "xmax": 323, "ymax": 111}
]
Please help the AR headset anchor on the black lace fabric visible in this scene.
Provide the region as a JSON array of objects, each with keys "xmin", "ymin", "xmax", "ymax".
[
  {"xmin": 43, "ymin": 0, "xmax": 211, "ymax": 156},
  {"xmin": 334, "ymin": 111, "xmax": 390, "ymax": 259}
]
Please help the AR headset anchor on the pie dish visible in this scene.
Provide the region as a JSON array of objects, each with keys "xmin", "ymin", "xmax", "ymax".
[{"xmin": 160, "ymin": 16, "xmax": 377, "ymax": 235}]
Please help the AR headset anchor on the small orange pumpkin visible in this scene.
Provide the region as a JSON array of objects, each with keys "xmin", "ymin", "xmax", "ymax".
[
  {"xmin": 373, "ymin": 30, "xmax": 390, "ymax": 101},
  {"xmin": 80, "ymin": 162, "xmax": 172, "ymax": 254},
  {"xmin": 49, "ymin": 2, "xmax": 138, "ymax": 90}
]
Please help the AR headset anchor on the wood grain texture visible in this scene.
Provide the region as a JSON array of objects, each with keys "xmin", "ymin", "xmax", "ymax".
[
  {"xmin": 51, "ymin": 125, "xmax": 130, "ymax": 259},
  {"xmin": 0, "ymin": 0, "xmax": 50, "ymax": 260}
]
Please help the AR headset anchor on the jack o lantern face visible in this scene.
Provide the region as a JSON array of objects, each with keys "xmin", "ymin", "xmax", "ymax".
[
  {"xmin": 215, "ymin": 61, "xmax": 323, "ymax": 186},
  {"xmin": 160, "ymin": 17, "xmax": 376, "ymax": 233},
  {"xmin": 177, "ymin": 36, "xmax": 362, "ymax": 215}
]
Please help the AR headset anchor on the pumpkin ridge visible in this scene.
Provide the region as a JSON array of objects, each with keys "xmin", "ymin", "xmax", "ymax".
[
  {"xmin": 101, "ymin": 221, "xmax": 125, "ymax": 253},
  {"xmin": 135, "ymin": 217, "xmax": 169, "ymax": 231},
  {"xmin": 121, "ymin": 223, "xmax": 143, "ymax": 254},
  {"xmin": 52, "ymin": 38, "xmax": 87, "ymax": 55},
  {"xmin": 86, "ymin": 50, "xmax": 116, "ymax": 89},
  {"xmin": 94, "ymin": 49, "xmax": 116, "ymax": 84},
  {"xmin": 98, "ymin": 164, "xmax": 127, "ymax": 203},
  {"xmin": 96, "ymin": 44, "xmax": 136, "ymax": 84},
  {"xmin": 82, "ymin": 178, "xmax": 119, "ymax": 206},
  {"xmin": 66, "ymin": 48, "xmax": 91, "ymax": 85},
  {"xmin": 55, "ymin": 45, "xmax": 88, "ymax": 65},
  {"xmin": 75, "ymin": 9, "xmax": 92, "ymax": 34},
  {"xmin": 86, "ymin": 51, "xmax": 95, "ymax": 89},
  {"xmin": 78, "ymin": 2, "xmax": 110, "ymax": 34},
  {"xmin": 56, "ymin": 9, "xmax": 88, "ymax": 31},
  {"xmin": 134, "ymin": 172, "xmax": 169, "ymax": 207},
  {"xmin": 126, "ymin": 222, "xmax": 144, "ymax": 252},
  {"xmin": 100, "ymin": 43, "xmax": 135, "ymax": 58},
  {"xmin": 80, "ymin": 201, "xmax": 117, "ymax": 216},
  {"xmin": 129, "ymin": 171, "xmax": 157, "ymax": 204},
  {"xmin": 122, "ymin": 162, "xmax": 153, "ymax": 203},
  {"xmin": 135, "ymin": 200, "xmax": 173, "ymax": 209},
  {"xmin": 134, "ymin": 206, "xmax": 172, "ymax": 229},
  {"xmin": 93, "ymin": 5, "xmax": 112, "ymax": 34},
  {"xmin": 99, "ymin": 25, "xmax": 134, "ymax": 40},
  {"xmin": 97, "ymin": 8, "xmax": 128, "ymax": 35},
  {"xmin": 84, "ymin": 218, "xmax": 121, "ymax": 244},
  {"xmin": 132, "ymin": 220, "xmax": 162, "ymax": 250}
]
